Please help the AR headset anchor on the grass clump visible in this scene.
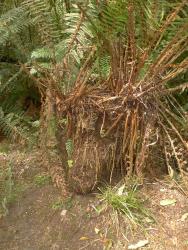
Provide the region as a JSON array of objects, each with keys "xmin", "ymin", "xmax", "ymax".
[
  {"xmin": 0, "ymin": 162, "xmax": 25, "ymax": 216},
  {"xmin": 98, "ymin": 182, "xmax": 154, "ymax": 226}
]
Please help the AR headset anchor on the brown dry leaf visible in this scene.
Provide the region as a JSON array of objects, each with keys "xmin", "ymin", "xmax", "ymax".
[
  {"xmin": 94, "ymin": 227, "xmax": 100, "ymax": 234},
  {"xmin": 79, "ymin": 236, "xmax": 89, "ymax": 241},
  {"xmin": 104, "ymin": 239, "xmax": 113, "ymax": 250},
  {"xmin": 181, "ymin": 213, "xmax": 188, "ymax": 222}
]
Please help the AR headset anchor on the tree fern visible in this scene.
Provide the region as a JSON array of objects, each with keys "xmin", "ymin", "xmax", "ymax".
[
  {"xmin": 0, "ymin": 0, "xmax": 187, "ymax": 181},
  {"xmin": 53, "ymin": 0, "xmax": 188, "ymax": 185}
]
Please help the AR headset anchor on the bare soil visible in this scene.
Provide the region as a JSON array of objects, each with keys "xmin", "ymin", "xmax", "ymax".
[{"xmin": 0, "ymin": 146, "xmax": 188, "ymax": 250}]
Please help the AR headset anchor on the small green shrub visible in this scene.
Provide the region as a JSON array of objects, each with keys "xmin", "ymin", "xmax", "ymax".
[
  {"xmin": 51, "ymin": 197, "xmax": 73, "ymax": 211},
  {"xmin": 51, "ymin": 200, "xmax": 64, "ymax": 210},
  {"xmin": 33, "ymin": 174, "xmax": 51, "ymax": 187}
]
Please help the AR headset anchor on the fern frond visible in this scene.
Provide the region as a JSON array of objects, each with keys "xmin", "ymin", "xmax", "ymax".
[
  {"xmin": 0, "ymin": 65, "xmax": 23, "ymax": 94},
  {"xmin": 0, "ymin": 106, "xmax": 29, "ymax": 141},
  {"xmin": 22, "ymin": 0, "xmax": 63, "ymax": 46},
  {"xmin": 0, "ymin": 7, "xmax": 31, "ymax": 46}
]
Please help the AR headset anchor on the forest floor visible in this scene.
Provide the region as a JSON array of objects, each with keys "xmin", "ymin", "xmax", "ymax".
[{"xmin": 0, "ymin": 142, "xmax": 188, "ymax": 250}]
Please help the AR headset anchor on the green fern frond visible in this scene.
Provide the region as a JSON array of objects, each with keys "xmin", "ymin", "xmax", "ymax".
[
  {"xmin": 30, "ymin": 6, "xmax": 93, "ymax": 84},
  {"xmin": 22, "ymin": 0, "xmax": 63, "ymax": 46},
  {"xmin": 31, "ymin": 47, "xmax": 53, "ymax": 60},
  {"xmin": 0, "ymin": 66, "xmax": 23, "ymax": 94},
  {"xmin": 0, "ymin": 106, "xmax": 29, "ymax": 141},
  {"xmin": 0, "ymin": 7, "xmax": 31, "ymax": 46}
]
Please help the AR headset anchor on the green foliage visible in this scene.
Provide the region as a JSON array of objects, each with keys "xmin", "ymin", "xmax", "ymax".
[
  {"xmin": 51, "ymin": 197, "xmax": 73, "ymax": 210},
  {"xmin": 33, "ymin": 174, "xmax": 52, "ymax": 187},
  {"xmin": 66, "ymin": 139, "xmax": 74, "ymax": 168},
  {"xmin": 0, "ymin": 162, "xmax": 26, "ymax": 216},
  {"xmin": 0, "ymin": 6, "xmax": 30, "ymax": 46},
  {"xmin": 0, "ymin": 0, "xmax": 187, "ymax": 88},
  {"xmin": 65, "ymin": 138, "xmax": 73, "ymax": 158},
  {"xmin": 51, "ymin": 199, "xmax": 64, "ymax": 210},
  {"xmin": 0, "ymin": 105, "xmax": 30, "ymax": 141},
  {"xmin": 98, "ymin": 183, "xmax": 154, "ymax": 226},
  {"xmin": 0, "ymin": 163, "xmax": 13, "ymax": 215},
  {"xmin": 90, "ymin": 0, "xmax": 129, "ymax": 38},
  {"xmin": 22, "ymin": 0, "xmax": 62, "ymax": 46},
  {"xmin": 0, "ymin": 141, "xmax": 10, "ymax": 153}
]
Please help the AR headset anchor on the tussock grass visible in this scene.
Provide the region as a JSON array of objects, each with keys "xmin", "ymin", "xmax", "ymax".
[{"xmin": 98, "ymin": 182, "xmax": 154, "ymax": 227}]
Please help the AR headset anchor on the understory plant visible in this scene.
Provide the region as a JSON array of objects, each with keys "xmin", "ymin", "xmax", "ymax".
[
  {"xmin": 98, "ymin": 182, "xmax": 154, "ymax": 226},
  {"xmin": 0, "ymin": 0, "xmax": 188, "ymax": 193},
  {"xmin": 0, "ymin": 162, "xmax": 19, "ymax": 216}
]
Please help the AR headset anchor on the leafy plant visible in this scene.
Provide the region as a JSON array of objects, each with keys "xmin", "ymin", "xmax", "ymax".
[
  {"xmin": 65, "ymin": 138, "xmax": 74, "ymax": 168},
  {"xmin": 33, "ymin": 174, "xmax": 51, "ymax": 187},
  {"xmin": 0, "ymin": 162, "xmax": 25, "ymax": 216},
  {"xmin": 51, "ymin": 197, "xmax": 73, "ymax": 210},
  {"xmin": 51, "ymin": 199, "xmax": 64, "ymax": 210},
  {"xmin": 0, "ymin": 105, "xmax": 29, "ymax": 141}
]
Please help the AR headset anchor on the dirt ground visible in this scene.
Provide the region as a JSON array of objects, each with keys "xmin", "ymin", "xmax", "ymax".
[{"xmin": 0, "ymin": 146, "xmax": 188, "ymax": 250}]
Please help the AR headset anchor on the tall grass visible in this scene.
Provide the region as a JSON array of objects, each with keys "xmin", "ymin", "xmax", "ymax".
[{"xmin": 98, "ymin": 182, "xmax": 154, "ymax": 227}]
